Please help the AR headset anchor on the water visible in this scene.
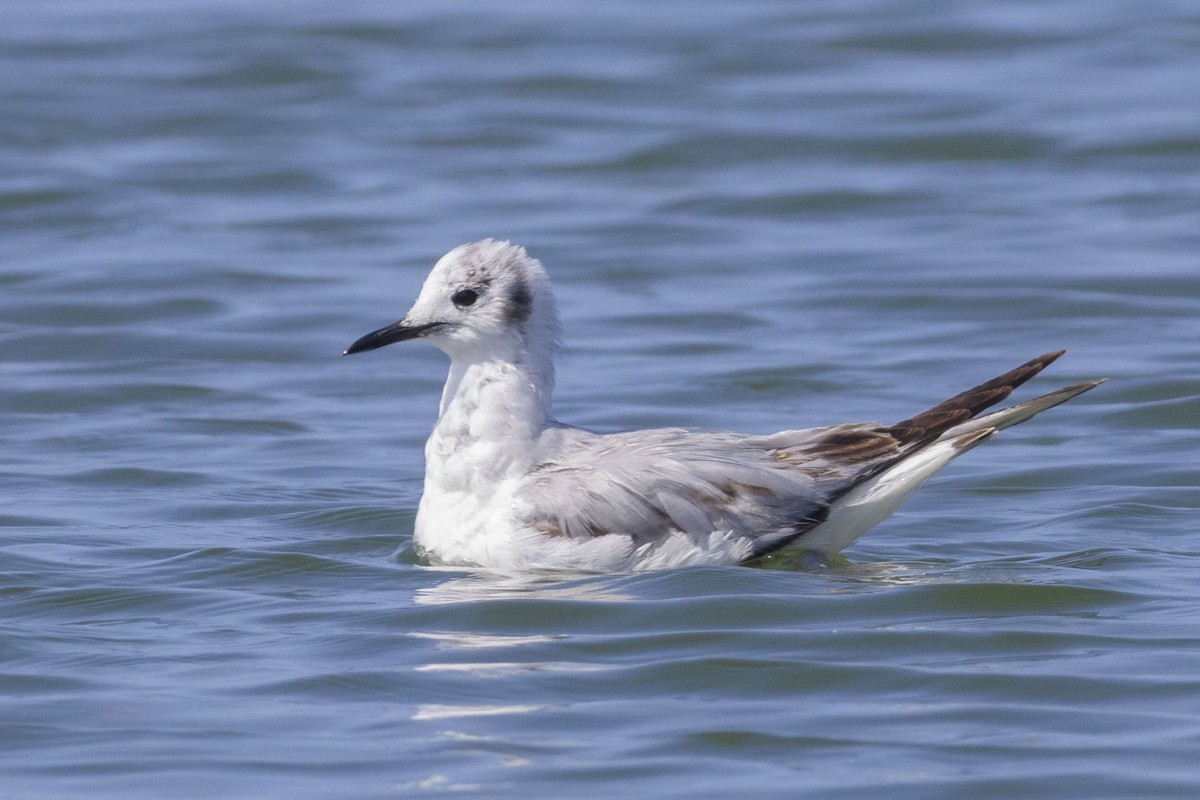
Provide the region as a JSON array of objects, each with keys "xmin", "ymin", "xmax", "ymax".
[{"xmin": 2, "ymin": 1, "xmax": 1198, "ymax": 797}]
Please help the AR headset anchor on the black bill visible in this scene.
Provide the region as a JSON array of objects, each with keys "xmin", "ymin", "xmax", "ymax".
[{"xmin": 343, "ymin": 320, "xmax": 443, "ymax": 355}]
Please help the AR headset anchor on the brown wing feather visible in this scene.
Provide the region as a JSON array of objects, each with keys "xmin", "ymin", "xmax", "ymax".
[
  {"xmin": 887, "ymin": 350, "xmax": 1065, "ymax": 445},
  {"xmin": 751, "ymin": 350, "xmax": 1071, "ymax": 558},
  {"xmin": 775, "ymin": 349, "xmax": 1066, "ymax": 468}
]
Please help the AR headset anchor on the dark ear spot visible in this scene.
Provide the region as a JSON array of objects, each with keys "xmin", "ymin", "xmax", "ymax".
[{"xmin": 506, "ymin": 280, "xmax": 532, "ymax": 325}]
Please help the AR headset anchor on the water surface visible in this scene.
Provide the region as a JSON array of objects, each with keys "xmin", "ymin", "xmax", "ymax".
[{"xmin": 2, "ymin": 1, "xmax": 1199, "ymax": 797}]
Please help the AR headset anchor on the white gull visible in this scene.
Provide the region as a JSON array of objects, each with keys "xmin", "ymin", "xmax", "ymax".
[{"xmin": 344, "ymin": 239, "xmax": 1102, "ymax": 571}]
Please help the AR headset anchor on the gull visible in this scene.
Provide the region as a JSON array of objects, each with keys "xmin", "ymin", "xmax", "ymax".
[{"xmin": 344, "ymin": 240, "xmax": 1102, "ymax": 571}]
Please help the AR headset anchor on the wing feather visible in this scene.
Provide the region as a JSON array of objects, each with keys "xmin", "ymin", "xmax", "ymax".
[
  {"xmin": 514, "ymin": 350, "xmax": 1091, "ymax": 563},
  {"xmin": 517, "ymin": 427, "xmax": 856, "ymax": 552}
]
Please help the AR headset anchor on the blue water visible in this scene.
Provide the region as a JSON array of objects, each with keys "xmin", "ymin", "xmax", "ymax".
[{"xmin": 3, "ymin": 1, "xmax": 1199, "ymax": 797}]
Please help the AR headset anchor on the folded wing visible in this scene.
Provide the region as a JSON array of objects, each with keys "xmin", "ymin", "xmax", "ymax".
[{"xmin": 516, "ymin": 351, "xmax": 1100, "ymax": 562}]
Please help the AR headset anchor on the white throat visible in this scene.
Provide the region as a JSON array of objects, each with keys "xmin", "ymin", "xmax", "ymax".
[
  {"xmin": 425, "ymin": 337, "xmax": 557, "ymax": 496},
  {"xmin": 437, "ymin": 354, "xmax": 553, "ymax": 428}
]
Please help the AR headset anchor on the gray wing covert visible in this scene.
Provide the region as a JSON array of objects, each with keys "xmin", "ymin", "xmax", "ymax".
[{"xmin": 514, "ymin": 428, "xmax": 839, "ymax": 550}]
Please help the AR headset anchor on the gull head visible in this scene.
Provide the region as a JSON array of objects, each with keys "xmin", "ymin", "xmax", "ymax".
[{"xmin": 344, "ymin": 239, "xmax": 560, "ymax": 364}]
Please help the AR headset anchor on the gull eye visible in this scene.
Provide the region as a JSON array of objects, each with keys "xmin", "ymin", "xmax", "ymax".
[{"xmin": 451, "ymin": 288, "xmax": 479, "ymax": 308}]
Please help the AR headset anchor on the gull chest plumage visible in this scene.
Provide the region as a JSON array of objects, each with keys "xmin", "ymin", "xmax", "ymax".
[
  {"xmin": 346, "ymin": 240, "xmax": 1102, "ymax": 571},
  {"xmin": 418, "ymin": 358, "xmax": 551, "ymax": 566}
]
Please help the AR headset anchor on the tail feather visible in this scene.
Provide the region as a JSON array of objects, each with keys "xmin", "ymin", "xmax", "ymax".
[
  {"xmin": 940, "ymin": 379, "xmax": 1106, "ymax": 439},
  {"xmin": 798, "ymin": 427, "xmax": 997, "ymax": 553},
  {"xmin": 790, "ymin": 354, "xmax": 1104, "ymax": 555}
]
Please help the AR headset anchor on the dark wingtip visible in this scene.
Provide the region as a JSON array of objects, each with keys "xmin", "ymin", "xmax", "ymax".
[{"xmin": 890, "ymin": 349, "xmax": 1072, "ymax": 444}]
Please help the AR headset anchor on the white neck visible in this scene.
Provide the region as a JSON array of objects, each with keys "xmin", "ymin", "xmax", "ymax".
[
  {"xmin": 437, "ymin": 329, "xmax": 555, "ymax": 417},
  {"xmin": 437, "ymin": 354, "xmax": 554, "ymax": 430},
  {"xmin": 424, "ymin": 340, "xmax": 556, "ymax": 500}
]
